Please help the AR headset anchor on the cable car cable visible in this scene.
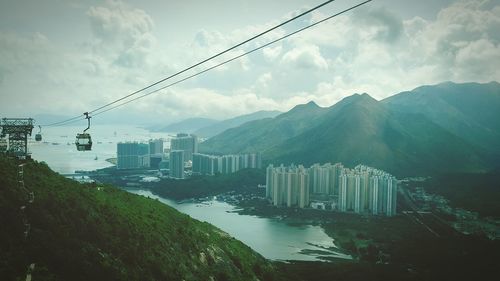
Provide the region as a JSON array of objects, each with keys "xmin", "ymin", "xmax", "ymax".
[
  {"xmin": 92, "ymin": 0, "xmax": 373, "ymax": 117},
  {"xmin": 40, "ymin": 0, "xmax": 339, "ymax": 127},
  {"xmin": 87, "ymin": 0, "xmax": 338, "ymax": 115}
]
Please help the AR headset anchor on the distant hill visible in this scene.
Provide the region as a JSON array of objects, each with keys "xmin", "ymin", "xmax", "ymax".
[
  {"xmin": 153, "ymin": 117, "xmax": 219, "ymax": 133},
  {"xmin": 195, "ymin": 110, "xmax": 281, "ymax": 138},
  {"xmin": 200, "ymin": 82, "xmax": 500, "ymax": 177},
  {"xmin": 0, "ymin": 156, "xmax": 279, "ymax": 281},
  {"xmin": 199, "ymin": 101, "xmax": 327, "ymax": 154}
]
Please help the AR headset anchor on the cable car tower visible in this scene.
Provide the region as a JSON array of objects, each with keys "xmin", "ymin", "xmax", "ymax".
[{"xmin": 0, "ymin": 118, "xmax": 34, "ymax": 159}]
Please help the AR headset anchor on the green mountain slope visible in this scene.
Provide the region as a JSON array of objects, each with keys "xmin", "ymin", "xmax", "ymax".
[
  {"xmin": 267, "ymin": 94, "xmax": 489, "ymax": 176},
  {"xmin": 198, "ymin": 82, "xmax": 500, "ymax": 176},
  {"xmin": 194, "ymin": 110, "xmax": 282, "ymax": 138},
  {"xmin": 383, "ymin": 81, "xmax": 500, "ymax": 152},
  {"xmin": 0, "ymin": 156, "xmax": 279, "ymax": 281},
  {"xmin": 199, "ymin": 101, "xmax": 326, "ymax": 154}
]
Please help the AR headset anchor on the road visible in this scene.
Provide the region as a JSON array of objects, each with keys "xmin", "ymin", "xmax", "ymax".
[{"xmin": 398, "ymin": 185, "xmax": 459, "ymax": 238}]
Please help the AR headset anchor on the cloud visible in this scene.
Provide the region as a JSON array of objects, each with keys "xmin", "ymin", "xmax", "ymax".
[
  {"xmin": 140, "ymin": 87, "xmax": 281, "ymax": 120},
  {"xmin": 358, "ymin": 7, "xmax": 404, "ymax": 43},
  {"xmin": 405, "ymin": 0, "xmax": 500, "ymax": 84},
  {"xmin": 87, "ymin": 0, "xmax": 156, "ymax": 68},
  {"xmin": 282, "ymin": 44, "xmax": 328, "ymax": 70},
  {"xmin": 256, "ymin": 72, "xmax": 273, "ymax": 88},
  {"xmin": 283, "ymin": 0, "xmax": 500, "ymax": 101},
  {"xmin": 87, "ymin": 0, "xmax": 154, "ymax": 44},
  {"xmin": 262, "ymin": 45, "xmax": 282, "ymax": 61},
  {"xmin": 454, "ymin": 38, "xmax": 500, "ymax": 79},
  {"xmin": 1, "ymin": 0, "xmax": 499, "ymax": 124}
]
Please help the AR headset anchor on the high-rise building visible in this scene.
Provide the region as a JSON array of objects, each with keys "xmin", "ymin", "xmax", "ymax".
[
  {"xmin": 309, "ymin": 163, "xmax": 343, "ymax": 195},
  {"xmin": 149, "ymin": 139, "xmax": 164, "ymax": 155},
  {"xmin": 269, "ymin": 162, "xmax": 397, "ymax": 216},
  {"xmin": 169, "ymin": 150, "xmax": 185, "ymax": 179},
  {"xmin": 266, "ymin": 164, "xmax": 310, "ymax": 208},
  {"xmin": 193, "ymin": 153, "xmax": 261, "ymax": 176},
  {"xmin": 117, "ymin": 142, "xmax": 150, "ymax": 169},
  {"xmin": 170, "ymin": 133, "xmax": 198, "ymax": 161}
]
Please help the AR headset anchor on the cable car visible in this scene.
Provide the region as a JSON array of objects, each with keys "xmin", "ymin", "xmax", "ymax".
[
  {"xmin": 35, "ymin": 125, "xmax": 42, "ymax": 142},
  {"xmin": 75, "ymin": 133, "xmax": 92, "ymax": 151},
  {"xmin": 76, "ymin": 112, "xmax": 92, "ymax": 151}
]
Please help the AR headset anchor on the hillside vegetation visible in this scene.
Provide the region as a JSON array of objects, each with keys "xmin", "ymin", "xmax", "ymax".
[
  {"xmin": 0, "ymin": 155, "xmax": 279, "ymax": 281},
  {"xmin": 423, "ymin": 171, "xmax": 500, "ymax": 218},
  {"xmin": 149, "ymin": 169, "xmax": 265, "ymax": 200}
]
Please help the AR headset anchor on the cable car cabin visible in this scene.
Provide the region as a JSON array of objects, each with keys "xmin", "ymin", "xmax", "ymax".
[
  {"xmin": 35, "ymin": 134, "xmax": 42, "ymax": 141},
  {"xmin": 75, "ymin": 133, "xmax": 92, "ymax": 151}
]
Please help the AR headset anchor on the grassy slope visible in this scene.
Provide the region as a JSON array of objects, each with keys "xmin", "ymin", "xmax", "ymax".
[{"xmin": 0, "ymin": 156, "xmax": 279, "ymax": 281}]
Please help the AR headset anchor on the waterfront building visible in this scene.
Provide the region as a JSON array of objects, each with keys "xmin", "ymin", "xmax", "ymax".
[
  {"xmin": 117, "ymin": 142, "xmax": 150, "ymax": 169},
  {"xmin": 169, "ymin": 150, "xmax": 185, "ymax": 179},
  {"xmin": 170, "ymin": 133, "xmax": 198, "ymax": 161}
]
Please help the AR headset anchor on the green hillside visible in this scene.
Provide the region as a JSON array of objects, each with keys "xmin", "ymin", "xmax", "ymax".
[
  {"xmin": 383, "ymin": 81, "xmax": 500, "ymax": 152},
  {"xmin": 268, "ymin": 94, "xmax": 490, "ymax": 176},
  {"xmin": 0, "ymin": 155, "xmax": 279, "ymax": 281}
]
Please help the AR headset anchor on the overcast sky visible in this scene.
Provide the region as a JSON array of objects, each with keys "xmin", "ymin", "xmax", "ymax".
[{"xmin": 1, "ymin": 0, "xmax": 499, "ymax": 124}]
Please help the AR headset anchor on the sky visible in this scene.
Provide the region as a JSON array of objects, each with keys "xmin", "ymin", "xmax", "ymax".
[{"xmin": 0, "ymin": 0, "xmax": 499, "ymax": 125}]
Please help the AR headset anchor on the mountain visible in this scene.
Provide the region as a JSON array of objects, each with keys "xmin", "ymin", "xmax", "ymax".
[
  {"xmin": 153, "ymin": 117, "xmax": 219, "ymax": 133},
  {"xmin": 266, "ymin": 93, "xmax": 490, "ymax": 176},
  {"xmin": 199, "ymin": 101, "xmax": 327, "ymax": 154},
  {"xmin": 0, "ymin": 156, "xmax": 279, "ymax": 281},
  {"xmin": 383, "ymin": 81, "xmax": 500, "ymax": 153},
  {"xmin": 194, "ymin": 110, "xmax": 282, "ymax": 138},
  {"xmin": 199, "ymin": 82, "xmax": 500, "ymax": 176}
]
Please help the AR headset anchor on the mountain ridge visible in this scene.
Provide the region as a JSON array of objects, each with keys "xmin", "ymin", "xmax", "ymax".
[
  {"xmin": 199, "ymin": 102, "xmax": 327, "ymax": 154},
  {"xmin": 200, "ymin": 82, "xmax": 500, "ymax": 176},
  {"xmin": 383, "ymin": 81, "xmax": 500, "ymax": 152},
  {"xmin": 194, "ymin": 110, "xmax": 281, "ymax": 138},
  {"xmin": 152, "ymin": 117, "xmax": 219, "ymax": 133}
]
